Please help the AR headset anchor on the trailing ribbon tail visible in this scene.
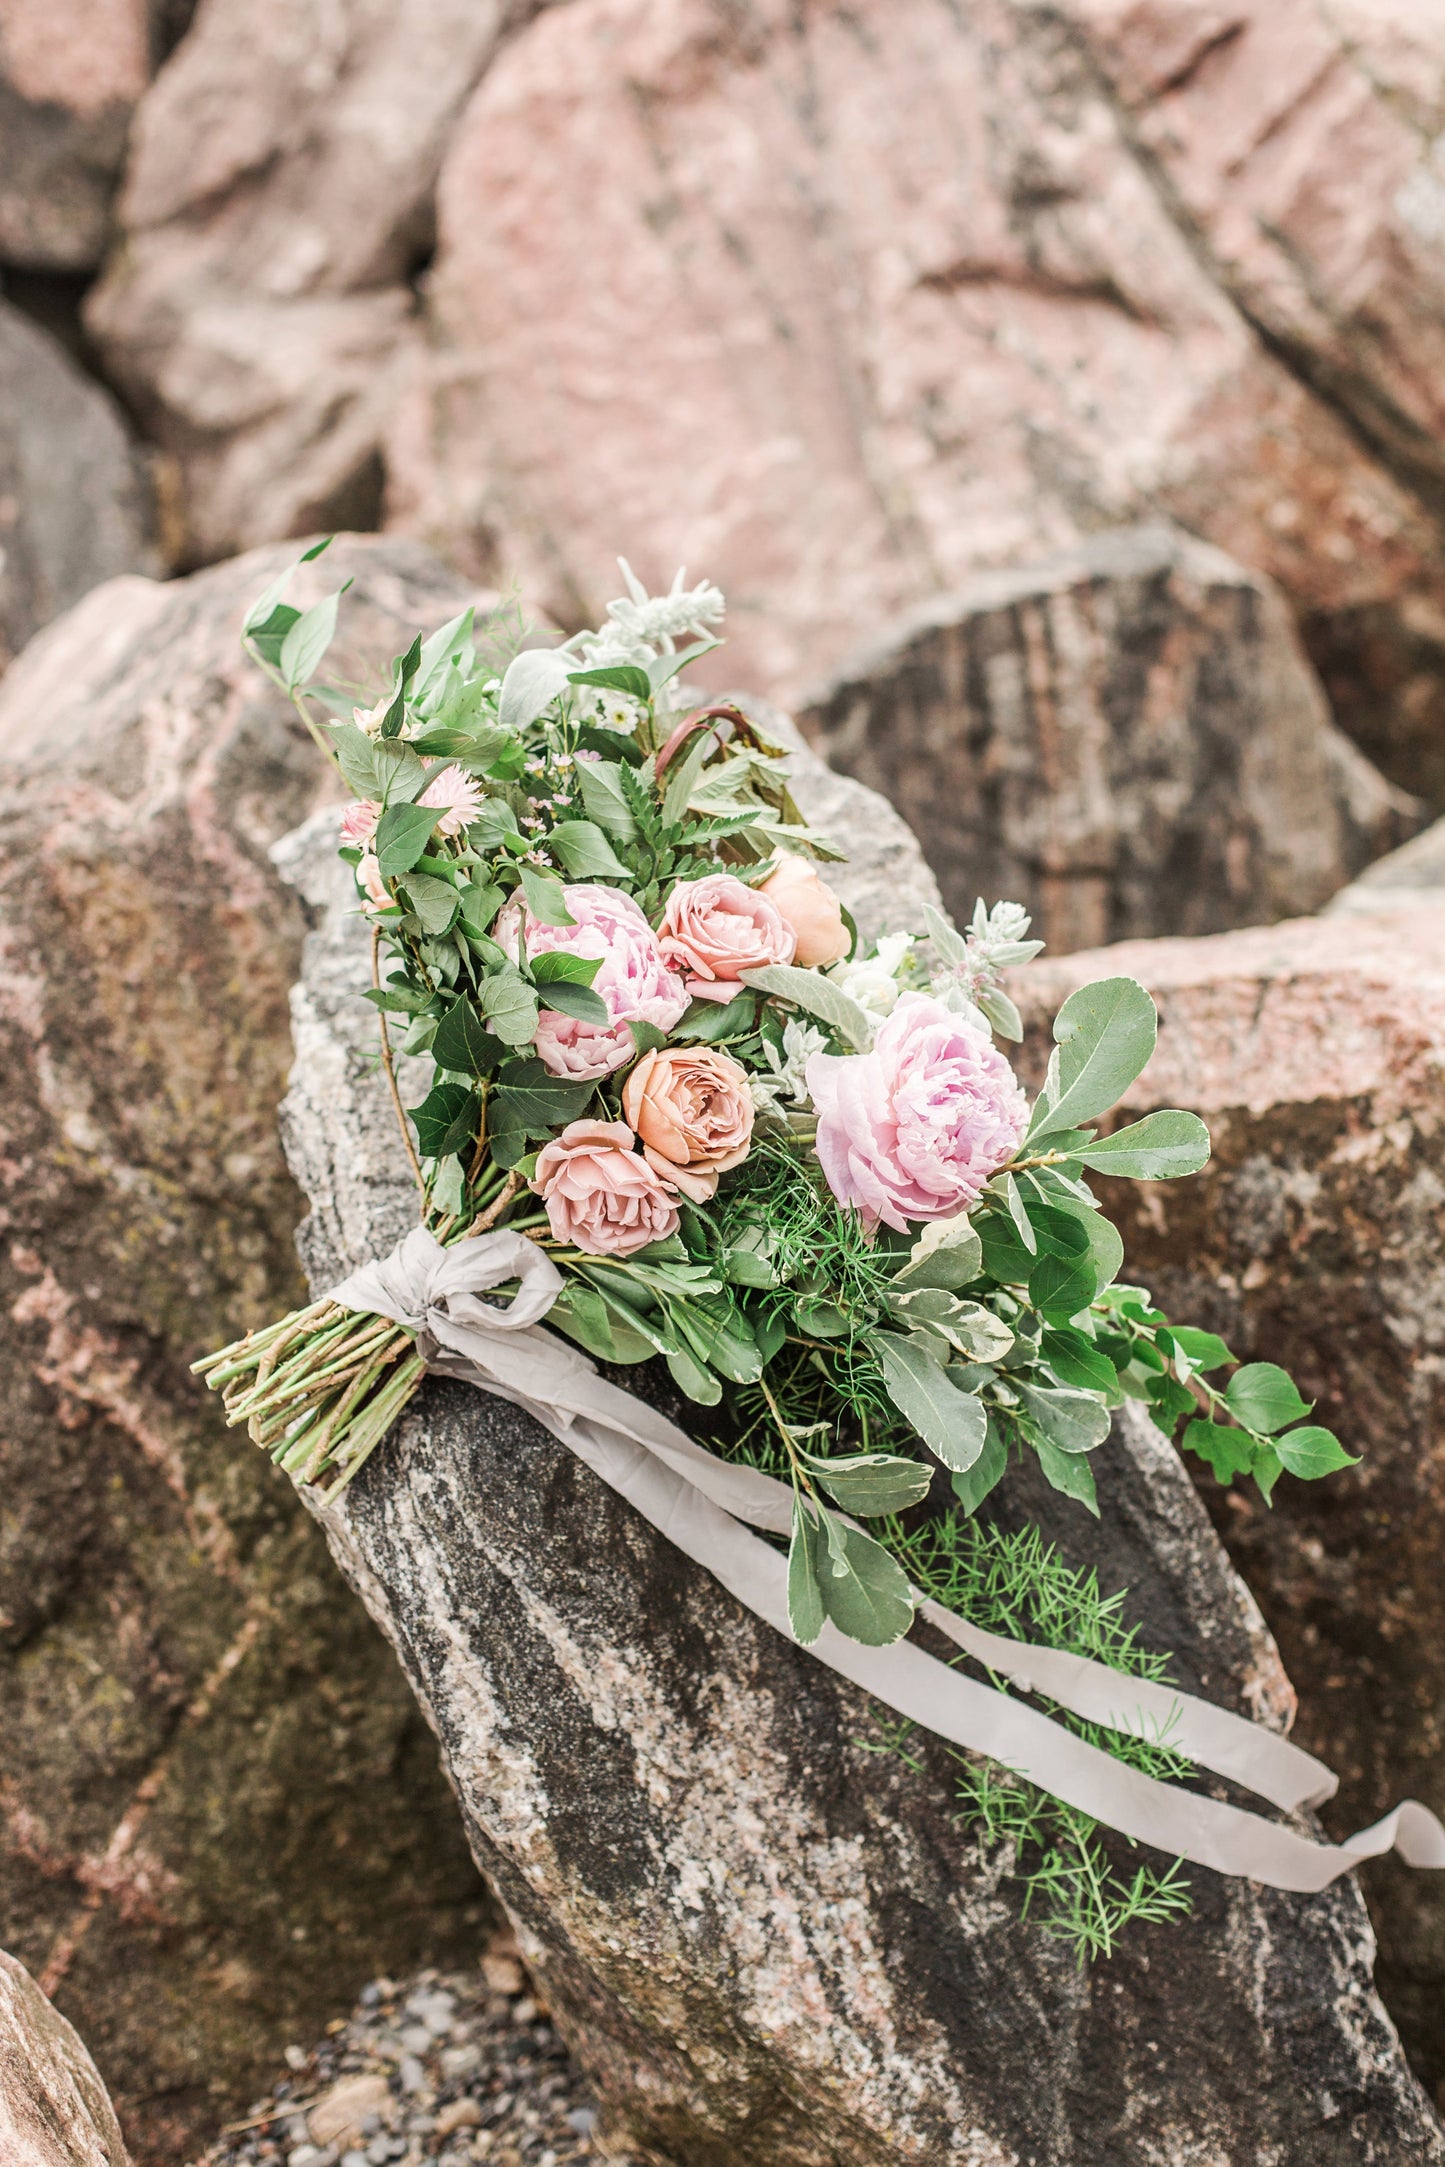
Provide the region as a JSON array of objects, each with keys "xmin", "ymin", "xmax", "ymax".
[{"xmin": 327, "ymin": 1227, "xmax": 1445, "ymax": 1894}]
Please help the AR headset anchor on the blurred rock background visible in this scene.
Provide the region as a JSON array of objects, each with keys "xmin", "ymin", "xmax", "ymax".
[{"xmin": 6, "ymin": 0, "xmax": 1445, "ymax": 2156}]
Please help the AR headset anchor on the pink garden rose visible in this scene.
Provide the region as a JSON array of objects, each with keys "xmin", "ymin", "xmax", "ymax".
[
  {"xmin": 532, "ymin": 1120, "xmax": 680, "ymax": 1256},
  {"xmin": 660, "ymin": 872, "xmax": 795, "ymax": 1001},
  {"xmin": 759, "ymin": 853, "xmax": 850, "ymax": 968},
  {"xmin": 495, "ymin": 883, "xmax": 688, "ymax": 1080},
  {"xmin": 807, "ymin": 993, "xmax": 1028, "ymax": 1233}
]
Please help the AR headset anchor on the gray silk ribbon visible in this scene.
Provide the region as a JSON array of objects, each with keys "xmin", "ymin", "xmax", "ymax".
[{"xmin": 329, "ymin": 1225, "xmax": 1445, "ymax": 1894}]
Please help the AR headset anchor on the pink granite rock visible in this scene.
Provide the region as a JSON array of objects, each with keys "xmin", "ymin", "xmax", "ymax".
[
  {"xmin": 0, "ymin": 0, "xmax": 150, "ymax": 269},
  {"xmin": 381, "ymin": 0, "xmax": 1445, "ymax": 799},
  {"xmin": 0, "ymin": 1948, "xmax": 130, "ymax": 2167},
  {"xmin": 1018, "ymin": 907, "xmax": 1445, "ymax": 2088}
]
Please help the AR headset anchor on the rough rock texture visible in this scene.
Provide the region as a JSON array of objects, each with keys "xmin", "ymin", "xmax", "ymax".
[
  {"xmin": 274, "ymin": 768, "xmax": 1440, "ymax": 2162},
  {"xmin": 376, "ymin": 0, "xmax": 1445, "ymax": 795},
  {"xmin": 0, "ymin": 299, "xmax": 153, "ymax": 669},
  {"xmin": 0, "ymin": 0, "xmax": 151, "ymax": 270},
  {"xmin": 85, "ymin": 0, "xmax": 541, "ymax": 565},
  {"xmin": 0, "ymin": 537, "xmax": 497, "ymax": 2166},
  {"xmin": 1329, "ymin": 815, "xmax": 1445, "ymax": 916},
  {"xmin": 800, "ymin": 524, "xmax": 1420, "ymax": 955},
  {"xmin": 1018, "ymin": 912, "xmax": 1445, "ymax": 2094},
  {"xmin": 0, "ymin": 1947, "xmax": 130, "ymax": 2167}
]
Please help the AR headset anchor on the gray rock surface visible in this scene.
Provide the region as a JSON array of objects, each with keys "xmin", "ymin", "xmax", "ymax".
[
  {"xmin": 276, "ymin": 739, "xmax": 1441, "ymax": 2163},
  {"xmin": 0, "ymin": 1947, "xmax": 130, "ymax": 2167},
  {"xmin": 1328, "ymin": 813, "xmax": 1445, "ymax": 916},
  {"xmin": 0, "ymin": 0, "xmax": 151, "ymax": 270},
  {"xmin": 0, "ymin": 298, "xmax": 153, "ymax": 667},
  {"xmin": 799, "ymin": 525, "xmax": 1421, "ymax": 956},
  {"xmin": 0, "ymin": 536, "xmax": 496, "ymax": 2166}
]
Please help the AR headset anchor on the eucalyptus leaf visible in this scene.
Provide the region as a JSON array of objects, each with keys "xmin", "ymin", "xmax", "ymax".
[
  {"xmin": 1077, "ymin": 1109, "xmax": 1211, "ymax": 1181},
  {"xmin": 739, "ymin": 963, "xmax": 872, "ymax": 1050},
  {"xmin": 876, "ymin": 1333, "xmax": 987, "ymax": 1472},
  {"xmin": 1030, "ymin": 977, "xmax": 1157, "ymax": 1140}
]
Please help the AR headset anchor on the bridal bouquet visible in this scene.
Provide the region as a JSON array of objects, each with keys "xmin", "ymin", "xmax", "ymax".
[{"xmin": 197, "ymin": 546, "xmax": 1368, "ymax": 1953}]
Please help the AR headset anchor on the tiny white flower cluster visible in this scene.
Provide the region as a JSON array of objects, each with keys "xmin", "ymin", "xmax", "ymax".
[{"xmin": 828, "ymin": 932, "xmax": 914, "ymax": 1021}]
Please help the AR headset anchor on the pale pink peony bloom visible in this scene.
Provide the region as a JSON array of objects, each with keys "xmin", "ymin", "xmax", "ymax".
[
  {"xmin": 660, "ymin": 872, "xmax": 795, "ymax": 1001},
  {"xmin": 532, "ymin": 1119, "xmax": 680, "ymax": 1256},
  {"xmin": 807, "ymin": 992, "xmax": 1028, "ymax": 1233},
  {"xmin": 759, "ymin": 852, "xmax": 850, "ymax": 968},
  {"xmin": 622, "ymin": 1045, "xmax": 754, "ymax": 1202},
  {"xmin": 339, "ymin": 799, "xmax": 381, "ymax": 847},
  {"xmin": 494, "ymin": 883, "xmax": 689, "ymax": 1080},
  {"xmin": 417, "ymin": 763, "xmax": 485, "ymax": 837}
]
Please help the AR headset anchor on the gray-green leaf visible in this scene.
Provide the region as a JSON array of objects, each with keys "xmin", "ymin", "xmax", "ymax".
[
  {"xmin": 813, "ymin": 1509, "xmax": 916, "ymax": 1646},
  {"xmin": 401, "ymin": 872, "xmax": 459, "ymax": 935},
  {"xmin": 1015, "ymin": 1379, "xmax": 1112, "ymax": 1454},
  {"xmin": 279, "ymin": 588, "xmax": 342, "ymax": 690},
  {"xmin": 478, "ymin": 969, "xmax": 540, "ymax": 1046},
  {"xmin": 498, "ymin": 648, "xmax": 575, "ymax": 732},
  {"xmin": 1077, "ymin": 1108, "xmax": 1211, "ymax": 1181},
  {"xmin": 1030, "ymin": 977, "xmax": 1157, "ymax": 1140},
  {"xmin": 892, "ymin": 1216, "xmax": 983, "ymax": 1291},
  {"xmin": 575, "ymin": 760, "xmax": 639, "ymax": 842},
  {"xmin": 952, "ymin": 1417, "xmax": 1009, "ymax": 1515},
  {"xmin": 547, "ymin": 818, "xmax": 632, "ymax": 882},
  {"xmin": 876, "ymin": 1333, "xmax": 987, "ymax": 1472},
  {"xmin": 739, "ymin": 963, "xmax": 872, "ymax": 1050},
  {"xmin": 802, "ymin": 1448, "xmax": 933, "ymax": 1517},
  {"xmin": 788, "ymin": 1496, "xmax": 825, "ymax": 1645},
  {"xmin": 1033, "ymin": 1436, "xmax": 1100, "ymax": 1516}
]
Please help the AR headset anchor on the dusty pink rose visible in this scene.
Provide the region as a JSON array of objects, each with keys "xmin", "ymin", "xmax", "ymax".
[
  {"xmin": 339, "ymin": 799, "xmax": 381, "ymax": 847},
  {"xmin": 807, "ymin": 993, "xmax": 1028, "ymax": 1233},
  {"xmin": 621, "ymin": 1046, "xmax": 754, "ymax": 1202},
  {"xmin": 532, "ymin": 1120, "xmax": 680, "ymax": 1256},
  {"xmin": 495, "ymin": 883, "xmax": 688, "ymax": 1080},
  {"xmin": 660, "ymin": 872, "xmax": 795, "ymax": 1001},
  {"xmin": 418, "ymin": 763, "xmax": 485, "ymax": 836},
  {"xmin": 759, "ymin": 853, "xmax": 850, "ymax": 968}
]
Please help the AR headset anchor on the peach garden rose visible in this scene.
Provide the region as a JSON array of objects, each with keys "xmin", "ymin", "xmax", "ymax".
[
  {"xmin": 759, "ymin": 852, "xmax": 850, "ymax": 968},
  {"xmin": 660, "ymin": 872, "xmax": 795, "ymax": 1001},
  {"xmin": 622, "ymin": 1045, "xmax": 754, "ymax": 1201},
  {"xmin": 531, "ymin": 1120, "xmax": 681, "ymax": 1257}
]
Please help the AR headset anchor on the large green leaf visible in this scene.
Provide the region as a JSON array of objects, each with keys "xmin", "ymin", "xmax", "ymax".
[
  {"xmin": 952, "ymin": 1418, "xmax": 1009, "ymax": 1515},
  {"xmin": 279, "ymin": 588, "xmax": 343, "ymax": 690},
  {"xmin": 788, "ymin": 1497, "xmax": 825, "ymax": 1645},
  {"xmin": 409, "ymin": 1081, "xmax": 478, "ymax": 1160},
  {"xmin": 802, "ymin": 1448, "xmax": 933, "ymax": 1517},
  {"xmin": 1032, "ymin": 1436, "xmax": 1100, "ymax": 1516},
  {"xmin": 813, "ymin": 1509, "xmax": 916, "ymax": 1646},
  {"xmin": 1077, "ymin": 1109, "xmax": 1211, "ymax": 1181},
  {"xmin": 431, "ymin": 998, "xmax": 503, "ymax": 1077},
  {"xmin": 547, "ymin": 819, "xmax": 632, "ymax": 881},
  {"xmin": 1015, "ymin": 1379, "xmax": 1111, "ymax": 1454},
  {"xmin": 892, "ymin": 1216, "xmax": 983, "ymax": 1292},
  {"xmin": 478, "ymin": 969, "xmax": 541, "ymax": 1046},
  {"xmin": 400, "ymin": 871, "xmax": 459, "ymax": 935},
  {"xmin": 495, "ymin": 1057, "xmax": 594, "ymax": 1130},
  {"xmin": 739, "ymin": 963, "xmax": 872, "ymax": 1050},
  {"xmin": 1027, "ymin": 1248, "xmax": 1096, "ymax": 1319},
  {"xmin": 519, "ymin": 864, "xmax": 575, "ymax": 926},
  {"xmin": 1030, "ymin": 977, "xmax": 1157, "ymax": 1140},
  {"xmin": 875, "ymin": 1334, "xmax": 986, "ymax": 1471},
  {"xmin": 575, "ymin": 760, "xmax": 639, "ymax": 842},
  {"xmin": 568, "ymin": 663, "xmax": 652, "ymax": 703},
  {"xmin": 328, "ymin": 721, "xmax": 380, "ymax": 797},
  {"xmin": 498, "ymin": 648, "xmax": 575, "ymax": 731},
  {"xmin": 1273, "ymin": 1424, "xmax": 1359, "ymax": 1479},
  {"xmin": 1182, "ymin": 1418, "xmax": 1256, "ymax": 1483},
  {"xmin": 1225, "ymin": 1362, "xmax": 1312, "ymax": 1435},
  {"xmin": 375, "ymin": 801, "xmax": 439, "ymax": 880}
]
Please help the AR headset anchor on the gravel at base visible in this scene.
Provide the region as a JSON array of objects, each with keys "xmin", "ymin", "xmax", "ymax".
[{"xmin": 196, "ymin": 1948, "xmax": 622, "ymax": 2167}]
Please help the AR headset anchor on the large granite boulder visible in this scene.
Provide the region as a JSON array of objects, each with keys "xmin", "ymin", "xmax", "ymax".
[
  {"xmin": 800, "ymin": 524, "xmax": 1419, "ymax": 954},
  {"xmin": 275, "ymin": 748, "xmax": 1441, "ymax": 2162},
  {"xmin": 85, "ymin": 0, "xmax": 534, "ymax": 564},
  {"xmin": 0, "ymin": 299, "xmax": 153, "ymax": 668},
  {"xmin": 1329, "ymin": 815, "xmax": 1445, "ymax": 917},
  {"xmin": 0, "ymin": 537, "xmax": 495, "ymax": 2165},
  {"xmin": 0, "ymin": 1947, "xmax": 130, "ymax": 2167},
  {"xmin": 382, "ymin": 0, "xmax": 1445, "ymax": 792},
  {"xmin": 1019, "ymin": 912, "xmax": 1445, "ymax": 2094},
  {"xmin": 0, "ymin": 0, "xmax": 151, "ymax": 270}
]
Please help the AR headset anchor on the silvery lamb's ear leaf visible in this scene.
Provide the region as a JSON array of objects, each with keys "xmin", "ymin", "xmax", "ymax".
[
  {"xmin": 499, "ymin": 648, "xmax": 576, "ymax": 731},
  {"xmin": 739, "ymin": 963, "xmax": 872, "ymax": 1051},
  {"xmin": 788, "ymin": 1496, "xmax": 825, "ymax": 1645},
  {"xmin": 922, "ymin": 902, "xmax": 968, "ymax": 967},
  {"xmin": 1028, "ymin": 977, "xmax": 1157, "ymax": 1141},
  {"xmin": 1076, "ymin": 1109, "xmax": 1211, "ymax": 1181},
  {"xmin": 975, "ymin": 983, "xmax": 1023, "ymax": 1042}
]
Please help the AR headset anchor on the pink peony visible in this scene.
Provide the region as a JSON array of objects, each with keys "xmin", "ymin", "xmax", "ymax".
[
  {"xmin": 532, "ymin": 1120, "xmax": 680, "ymax": 1256},
  {"xmin": 660, "ymin": 872, "xmax": 795, "ymax": 1001},
  {"xmin": 495, "ymin": 883, "xmax": 689, "ymax": 1080},
  {"xmin": 807, "ymin": 993, "xmax": 1028, "ymax": 1233},
  {"xmin": 340, "ymin": 799, "xmax": 381, "ymax": 847},
  {"xmin": 418, "ymin": 763, "xmax": 486, "ymax": 837}
]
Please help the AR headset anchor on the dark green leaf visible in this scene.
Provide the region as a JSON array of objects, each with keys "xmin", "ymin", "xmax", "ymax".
[
  {"xmin": 1015, "ymin": 1379, "xmax": 1112, "ymax": 1454},
  {"xmin": 246, "ymin": 600, "xmax": 300, "ymax": 667},
  {"xmin": 978, "ymin": 1210, "xmax": 1033, "ymax": 1285},
  {"xmin": 409, "ymin": 1081, "xmax": 478, "ymax": 1160},
  {"xmin": 531, "ymin": 951, "xmax": 603, "ymax": 987},
  {"xmin": 375, "ymin": 801, "xmax": 439, "ymax": 880},
  {"xmin": 1225, "ymin": 1362, "xmax": 1313, "ymax": 1435},
  {"xmin": 1028, "ymin": 1249, "xmax": 1096, "ymax": 1319},
  {"xmin": 1273, "ymin": 1425, "xmax": 1359, "ymax": 1479},
  {"xmin": 431, "ymin": 998, "xmax": 504, "ymax": 1076},
  {"xmin": 400, "ymin": 871, "xmax": 459, "ymax": 935},
  {"xmin": 629, "ymin": 1019, "xmax": 670, "ymax": 1058},
  {"xmin": 1041, "ymin": 1328, "xmax": 1119, "ymax": 1396},
  {"xmin": 1169, "ymin": 1326, "xmax": 1235, "ymax": 1373},
  {"xmin": 536, "ymin": 979, "xmax": 610, "ymax": 1024},
  {"xmin": 1182, "ymin": 1418, "xmax": 1256, "ymax": 1483},
  {"xmin": 568, "ymin": 663, "xmax": 653, "ymax": 702},
  {"xmin": 496, "ymin": 1057, "xmax": 595, "ymax": 1131},
  {"xmin": 677, "ymin": 993, "xmax": 756, "ymax": 1041},
  {"xmin": 575, "ymin": 759, "xmax": 639, "ymax": 842}
]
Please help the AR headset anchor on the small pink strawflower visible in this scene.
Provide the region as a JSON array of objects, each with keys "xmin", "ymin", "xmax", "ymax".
[
  {"xmin": 660, "ymin": 872, "xmax": 795, "ymax": 1002},
  {"xmin": 532, "ymin": 1120, "xmax": 680, "ymax": 1256},
  {"xmin": 417, "ymin": 763, "xmax": 485, "ymax": 837},
  {"xmin": 339, "ymin": 799, "xmax": 381, "ymax": 847},
  {"xmin": 807, "ymin": 993, "xmax": 1028, "ymax": 1233},
  {"xmin": 494, "ymin": 883, "xmax": 689, "ymax": 1081}
]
